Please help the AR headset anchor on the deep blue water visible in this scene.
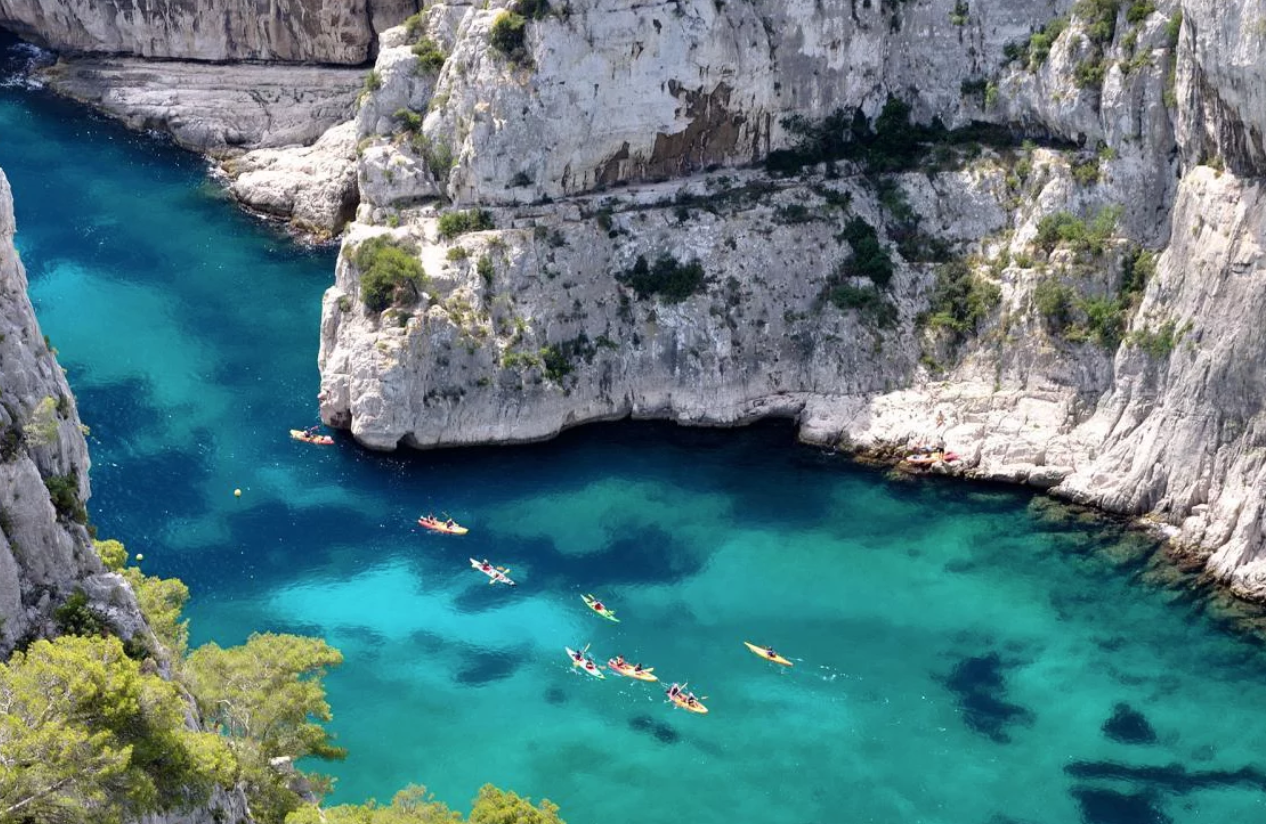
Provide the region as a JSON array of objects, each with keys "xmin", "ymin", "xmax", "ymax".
[{"xmin": 4, "ymin": 37, "xmax": 1266, "ymax": 824}]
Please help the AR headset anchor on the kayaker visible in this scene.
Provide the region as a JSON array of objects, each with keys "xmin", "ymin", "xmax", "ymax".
[
  {"xmin": 591, "ymin": 599, "xmax": 605, "ymax": 612},
  {"xmin": 613, "ymin": 655, "xmax": 627, "ymax": 669},
  {"xmin": 633, "ymin": 662, "xmax": 644, "ymax": 674},
  {"xmin": 765, "ymin": 646, "xmax": 778, "ymax": 659},
  {"xmin": 571, "ymin": 649, "xmax": 585, "ymax": 663},
  {"xmin": 445, "ymin": 518, "xmax": 456, "ymax": 529},
  {"xmin": 481, "ymin": 560, "xmax": 493, "ymax": 572}
]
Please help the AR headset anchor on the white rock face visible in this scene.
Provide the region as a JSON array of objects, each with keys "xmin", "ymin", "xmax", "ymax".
[
  {"xmin": 41, "ymin": 57, "xmax": 365, "ymax": 155},
  {"xmin": 0, "ymin": 0, "xmax": 383, "ymax": 63},
  {"xmin": 225, "ymin": 122, "xmax": 360, "ymax": 237},
  {"xmin": 0, "ymin": 169, "xmax": 147, "ymax": 654}
]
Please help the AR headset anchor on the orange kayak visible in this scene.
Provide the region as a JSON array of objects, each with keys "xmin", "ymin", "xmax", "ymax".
[
  {"xmin": 608, "ymin": 659, "xmax": 658, "ymax": 682},
  {"xmin": 290, "ymin": 429, "xmax": 334, "ymax": 445},
  {"xmin": 418, "ymin": 516, "xmax": 468, "ymax": 535}
]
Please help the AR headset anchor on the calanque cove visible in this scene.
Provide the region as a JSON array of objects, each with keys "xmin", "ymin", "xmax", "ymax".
[{"xmin": 1, "ymin": 0, "xmax": 1265, "ymax": 822}]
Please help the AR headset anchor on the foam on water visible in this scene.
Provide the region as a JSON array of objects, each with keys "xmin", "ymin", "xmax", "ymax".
[{"xmin": 4, "ymin": 36, "xmax": 1266, "ymax": 824}]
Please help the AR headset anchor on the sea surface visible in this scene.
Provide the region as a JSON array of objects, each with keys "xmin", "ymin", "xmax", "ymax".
[{"xmin": 4, "ymin": 38, "xmax": 1266, "ymax": 824}]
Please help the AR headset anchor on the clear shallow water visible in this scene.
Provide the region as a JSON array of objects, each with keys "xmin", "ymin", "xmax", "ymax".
[{"xmin": 4, "ymin": 40, "xmax": 1266, "ymax": 824}]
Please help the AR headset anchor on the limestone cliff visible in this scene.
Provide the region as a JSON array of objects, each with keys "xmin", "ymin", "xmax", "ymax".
[
  {"xmin": 316, "ymin": 0, "xmax": 1266, "ymax": 600},
  {"xmin": 0, "ymin": 168, "xmax": 149, "ymax": 654}
]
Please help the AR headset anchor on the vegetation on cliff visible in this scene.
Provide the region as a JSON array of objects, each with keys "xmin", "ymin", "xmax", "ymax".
[{"xmin": 0, "ymin": 539, "xmax": 567, "ymax": 824}]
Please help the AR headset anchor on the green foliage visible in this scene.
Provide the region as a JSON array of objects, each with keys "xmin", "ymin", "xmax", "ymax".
[
  {"xmin": 354, "ymin": 237, "xmax": 428, "ymax": 313},
  {"xmin": 412, "ymin": 38, "xmax": 447, "ymax": 72},
  {"xmin": 54, "ymin": 589, "xmax": 110, "ymax": 638},
  {"xmin": 1128, "ymin": 319, "xmax": 1182, "ymax": 357},
  {"xmin": 1033, "ymin": 277, "xmax": 1077, "ymax": 330},
  {"xmin": 821, "ymin": 282, "xmax": 898, "ymax": 327},
  {"xmin": 1026, "ymin": 16, "xmax": 1068, "ymax": 68},
  {"xmin": 44, "ymin": 471, "xmax": 88, "ymax": 524},
  {"xmin": 412, "ymin": 134, "xmax": 454, "ymax": 179},
  {"xmin": 1125, "ymin": 0, "xmax": 1155, "ymax": 24},
  {"xmin": 1120, "ymin": 246, "xmax": 1156, "ymax": 299},
  {"xmin": 94, "ymin": 538, "xmax": 128, "ymax": 571},
  {"xmin": 468, "ymin": 784, "xmax": 565, "ymax": 824},
  {"xmin": 512, "ymin": 0, "xmax": 552, "ymax": 20},
  {"xmin": 1074, "ymin": 58, "xmax": 1107, "ymax": 88},
  {"xmin": 286, "ymin": 783, "xmax": 565, "ymax": 824},
  {"xmin": 1165, "ymin": 10, "xmax": 1182, "ymax": 46},
  {"xmin": 616, "ymin": 254, "xmax": 708, "ymax": 303},
  {"xmin": 1034, "ymin": 206, "xmax": 1120, "ymax": 255},
  {"xmin": 403, "ymin": 12, "xmax": 426, "ymax": 41},
  {"xmin": 364, "ymin": 70, "xmax": 382, "ymax": 92},
  {"xmin": 123, "ymin": 567, "xmax": 190, "ymax": 658},
  {"xmin": 920, "ymin": 259, "xmax": 1001, "ymax": 337},
  {"xmin": 540, "ymin": 334, "xmax": 597, "ymax": 382},
  {"xmin": 0, "ymin": 635, "xmax": 234, "ymax": 824},
  {"xmin": 446, "ymin": 246, "xmax": 469, "ymax": 261},
  {"xmin": 949, "ymin": 0, "xmax": 969, "ymax": 25},
  {"xmin": 287, "ymin": 785, "xmax": 462, "ymax": 824},
  {"xmin": 1075, "ymin": 0, "xmax": 1120, "ymax": 45},
  {"xmin": 837, "ymin": 217, "xmax": 894, "ymax": 287},
  {"xmin": 186, "ymin": 633, "xmax": 346, "ymax": 823},
  {"xmin": 26, "ymin": 395, "xmax": 60, "ymax": 447},
  {"xmin": 1079, "ymin": 295, "xmax": 1127, "ymax": 347},
  {"xmin": 489, "ymin": 11, "xmax": 527, "ymax": 56},
  {"xmin": 437, "ymin": 209, "xmax": 495, "ymax": 240},
  {"xmin": 984, "ymin": 81, "xmax": 1000, "ymax": 109},
  {"xmin": 476, "ymin": 255, "xmax": 495, "ymax": 287},
  {"xmin": 1071, "ymin": 156, "xmax": 1101, "ymax": 185},
  {"xmin": 395, "ymin": 108, "xmax": 424, "ymax": 133}
]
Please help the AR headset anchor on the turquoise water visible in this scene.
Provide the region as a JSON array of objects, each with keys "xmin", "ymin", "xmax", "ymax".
[{"xmin": 5, "ymin": 38, "xmax": 1266, "ymax": 824}]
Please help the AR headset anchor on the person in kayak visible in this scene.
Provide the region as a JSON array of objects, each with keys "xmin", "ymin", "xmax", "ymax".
[
  {"xmin": 666, "ymin": 683, "xmax": 681, "ymax": 700},
  {"xmin": 480, "ymin": 560, "xmax": 493, "ymax": 573},
  {"xmin": 764, "ymin": 646, "xmax": 778, "ymax": 660},
  {"xmin": 571, "ymin": 649, "xmax": 585, "ymax": 664},
  {"xmin": 633, "ymin": 662, "xmax": 645, "ymax": 674},
  {"xmin": 591, "ymin": 599, "xmax": 606, "ymax": 612},
  {"xmin": 445, "ymin": 518, "xmax": 456, "ymax": 529},
  {"xmin": 612, "ymin": 655, "xmax": 627, "ymax": 669}
]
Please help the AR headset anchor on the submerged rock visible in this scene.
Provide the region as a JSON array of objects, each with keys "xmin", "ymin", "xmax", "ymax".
[{"xmin": 1102, "ymin": 702, "xmax": 1158, "ymax": 745}]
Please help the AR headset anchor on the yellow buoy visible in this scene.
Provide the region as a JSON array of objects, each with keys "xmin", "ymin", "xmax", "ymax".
[
  {"xmin": 234, "ymin": 488, "xmax": 242, "ymax": 498},
  {"xmin": 135, "ymin": 553, "xmax": 144, "ymax": 561}
]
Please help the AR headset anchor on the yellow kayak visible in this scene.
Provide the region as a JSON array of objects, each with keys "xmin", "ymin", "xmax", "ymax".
[
  {"xmin": 744, "ymin": 641, "xmax": 793, "ymax": 667},
  {"xmin": 608, "ymin": 659, "xmax": 658, "ymax": 682},
  {"xmin": 582, "ymin": 594, "xmax": 619, "ymax": 622},
  {"xmin": 419, "ymin": 516, "xmax": 468, "ymax": 535},
  {"xmin": 668, "ymin": 691, "xmax": 708, "ymax": 714}
]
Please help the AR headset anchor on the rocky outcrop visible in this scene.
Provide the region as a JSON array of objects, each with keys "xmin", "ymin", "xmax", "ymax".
[
  {"xmin": 0, "ymin": 168, "xmax": 149, "ymax": 654},
  {"xmin": 41, "ymin": 57, "xmax": 365, "ymax": 155},
  {"xmin": 0, "ymin": 0, "xmax": 405, "ymax": 63}
]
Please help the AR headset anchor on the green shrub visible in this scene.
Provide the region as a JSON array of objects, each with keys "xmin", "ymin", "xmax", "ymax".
[
  {"xmin": 402, "ymin": 12, "xmax": 426, "ymax": 40},
  {"xmin": 950, "ymin": 0, "xmax": 969, "ymax": 25},
  {"xmin": 1120, "ymin": 246, "xmax": 1156, "ymax": 300},
  {"xmin": 617, "ymin": 254, "xmax": 707, "ymax": 303},
  {"xmin": 1071, "ymin": 157, "xmax": 1101, "ymax": 185},
  {"xmin": 512, "ymin": 0, "xmax": 552, "ymax": 19},
  {"xmin": 540, "ymin": 334, "xmax": 596, "ymax": 381},
  {"xmin": 446, "ymin": 246, "xmax": 469, "ymax": 261},
  {"xmin": 1128, "ymin": 319, "xmax": 1181, "ymax": 357},
  {"xmin": 44, "ymin": 472, "xmax": 87, "ymax": 524},
  {"xmin": 490, "ymin": 11, "xmax": 527, "ymax": 56},
  {"xmin": 1075, "ymin": 0, "xmax": 1120, "ymax": 45},
  {"xmin": 837, "ymin": 217, "xmax": 895, "ymax": 287},
  {"xmin": 1033, "ymin": 277, "xmax": 1076, "ymax": 330},
  {"xmin": 1125, "ymin": 0, "xmax": 1155, "ymax": 24},
  {"xmin": 412, "ymin": 37, "xmax": 447, "ymax": 72},
  {"xmin": 1074, "ymin": 58, "xmax": 1107, "ymax": 89},
  {"xmin": 1164, "ymin": 10, "xmax": 1182, "ymax": 46},
  {"xmin": 822, "ymin": 282, "xmax": 899, "ymax": 327},
  {"xmin": 363, "ymin": 69, "xmax": 382, "ymax": 92},
  {"xmin": 437, "ymin": 209, "xmax": 495, "ymax": 239},
  {"xmin": 354, "ymin": 237, "xmax": 427, "ymax": 312},
  {"xmin": 1027, "ymin": 17, "xmax": 1068, "ymax": 68},
  {"xmin": 412, "ymin": 134, "xmax": 454, "ymax": 179},
  {"xmin": 1034, "ymin": 206, "xmax": 1119, "ymax": 255},
  {"xmin": 921, "ymin": 259, "xmax": 1000, "ymax": 337},
  {"xmin": 54, "ymin": 589, "xmax": 110, "ymax": 637},
  {"xmin": 1080, "ymin": 295, "xmax": 1126, "ymax": 347},
  {"xmin": 94, "ymin": 538, "xmax": 128, "ymax": 571},
  {"xmin": 394, "ymin": 107, "xmax": 423, "ymax": 133},
  {"xmin": 477, "ymin": 255, "xmax": 495, "ymax": 287}
]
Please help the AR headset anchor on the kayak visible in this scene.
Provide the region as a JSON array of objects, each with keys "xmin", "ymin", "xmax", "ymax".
[
  {"xmin": 419, "ymin": 516, "xmax": 468, "ymax": 535},
  {"xmin": 565, "ymin": 647, "xmax": 604, "ymax": 679},
  {"xmin": 582, "ymin": 593, "xmax": 620, "ymax": 622},
  {"xmin": 608, "ymin": 659, "xmax": 658, "ymax": 682},
  {"xmin": 290, "ymin": 429, "xmax": 334, "ymax": 445},
  {"xmin": 469, "ymin": 558, "xmax": 515, "ymax": 586},
  {"xmin": 744, "ymin": 641, "xmax": 793, "ymax": 667},
  {"xmin": 667, "ymin": 689, "xmax": 708, "ymax": 715}
]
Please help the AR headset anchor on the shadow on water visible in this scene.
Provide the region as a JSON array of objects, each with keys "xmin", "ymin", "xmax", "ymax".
[{"xmin": 940, "ymin": 652, "xmax": 1035, "ymax": 744}]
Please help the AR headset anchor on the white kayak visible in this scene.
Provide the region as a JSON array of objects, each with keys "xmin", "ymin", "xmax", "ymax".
[
  {"xmin": 565, "ymin": 647, "xmax": 605, "ymax": 679},
  {"xmin": 470, "ymin": 558, "xmax": 516, "ymax": 586}
]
